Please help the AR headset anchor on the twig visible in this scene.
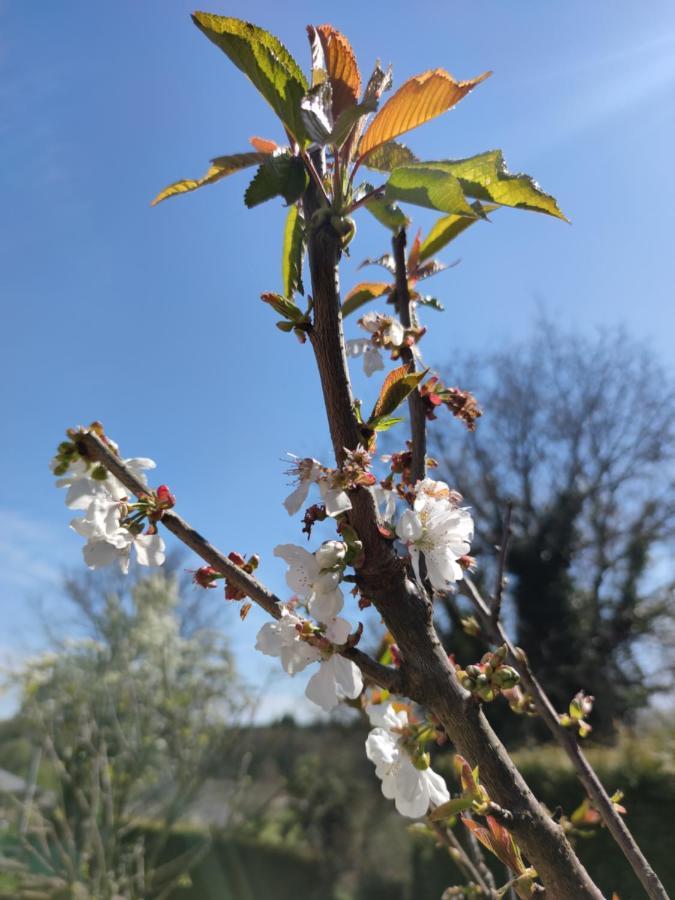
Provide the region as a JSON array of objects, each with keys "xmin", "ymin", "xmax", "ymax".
[
  {"xmin": 462, "ymin": 574, "xmax": 669, "ymax": 900},
  {"xmin": 491, "ymin": 502, "xmax": 512, "ymax": 620},
  {"xmin": 429, "ymin": 819, "xmax": 495, "ymax": 897},
  {"xmin": 392, "ymin": 227, "xmax": 427, "ymax": 484},
  {"xmin": 78, "ymin": 431, "xmax": 402, "ymax": 696}
]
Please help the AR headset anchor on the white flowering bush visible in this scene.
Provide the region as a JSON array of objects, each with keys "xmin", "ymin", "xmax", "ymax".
[{"xmin": 48, "ymin": 14, "xmax": 668, "ymax": 900}]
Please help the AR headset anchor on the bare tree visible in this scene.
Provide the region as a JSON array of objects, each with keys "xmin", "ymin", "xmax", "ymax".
[{"xmin": 433, "ymin": 320, "xmax": 675, "ymax": 735}]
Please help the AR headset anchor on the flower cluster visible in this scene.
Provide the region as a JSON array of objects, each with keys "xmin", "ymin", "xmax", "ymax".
[
  {"xmin": 52, "ymin": 430, "xmax": 166, "ymax": 574},
  {"xmin": 365, "ymin": 701, "xmax": 449, "ymax": 818},
  {"xmin": 346, "ymin": 311, "xmax": 409, "ymax": 377},
  {"xmin": 455, "ymin": 646, "xmax": 520, "ymax": 703},
  {"xmin": 274, "ymin": 540, "xmax": 346, "ymax": 622},
  {"xmin": 283, "ymin": 448, "xmax": 376, "ymax": 518},
  {"xmin": 255, "ymin": 609, "xmax": 362, "ymax": 712},
  {"xmin": 395, "ymin": 478, "xmax": 474, "ymax": 593}
]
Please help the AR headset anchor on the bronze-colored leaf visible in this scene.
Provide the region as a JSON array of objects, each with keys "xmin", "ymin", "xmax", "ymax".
[
  {"xmin": 316, "ymin": 25, "xmax": 361, "ymax": 119},
  {"xmin": 151, "ymin": 152, "xmax": 267, "ymax": 205},
  {"xmin": 358, "ymin": 68, "xmax": 491, "ymax": 162},
  {"xmin": 250, "ymin": 136, "xmax": 279, "ymax": 154},
  {"xmin": 342, "ymin": 281, "xmax": 391, "ymax": 317}
]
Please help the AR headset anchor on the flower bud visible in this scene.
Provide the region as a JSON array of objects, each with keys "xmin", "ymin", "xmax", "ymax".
[
  {"xmin": 492, "ymin": 666, "xmax": 520, "ymax": 690},
  {"xmin": 314, "ymin": 540, "xmax": 347, "ymax": 570}
]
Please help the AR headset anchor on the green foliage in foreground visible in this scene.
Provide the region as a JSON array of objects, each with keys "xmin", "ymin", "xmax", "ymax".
[{"xmin": 137, "ymin": 724, "xmax": 675, "ymax": 899}]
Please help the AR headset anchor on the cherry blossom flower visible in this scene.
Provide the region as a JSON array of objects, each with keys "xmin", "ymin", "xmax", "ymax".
[
  {"xmin": 305, "ymin": 617, "xmax": 363, "ymax": 711},
  {"xmin": 255, "ymin": 608, "xmax": 321, "ymax": 675},
  {"xmin": 256, "ymin": 612, "xmax": 362, "ymax": 711},
  {"xmin": 318, "ymin": 476, "xmax": 352, "ymax": 517},
  {"xmin": 274, "ymin": 541, "xmax": 346, "ymax": 622},
  {"xmin": 345, "ymin": 338, "xmax": 385, "ymax": 377},
  {"xmin": 345, "ymin": 311, "xmax": 407, "ymax": 377},
  {"xmin": 396, "ymin": 478, "xmax": 473, "ymax": 593},
  {"xmin": 56, "ymin": 457, "xmax": 156, "ymax": 510},
  {"xmin": 283, "ymin": 455, "xmax": 322, "ymax": 515},
  {"xmin": 365, "ymin": 701, "xmax": 449, "ymax": 818},
  {"xmin": 70, "ymin": 495, "xmax": 165, "ymax": 574}
]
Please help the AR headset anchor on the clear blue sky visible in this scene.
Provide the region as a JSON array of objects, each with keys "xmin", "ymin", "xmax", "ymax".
[{"xmin": 2, "ymin": 1, "xmax": 675, "ymax": 716}]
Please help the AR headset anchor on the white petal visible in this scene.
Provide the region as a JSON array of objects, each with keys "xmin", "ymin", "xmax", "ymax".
[
  {"xmin": 314, "ymin": 540, "xmax": 346, "ymax": 570},
  {"xmin": 305, "ymin": 662, "xmax": 340, "ymax": 711},
  {"xmin": 394, "ymin": 762, "xmax": 428, "ymax": 818},
  {"xmin": 366, "ymin": 728, "xmax": 398, "ymax": 766},
  {"xmin": 373, "ymin": 485, "xmax": 397, "ymax": 523},
  {"xmin": 396, "ymin": 509, "xmax": 423, "ymax": 543},
  {"xmin": 255, "ymin": 621, "xmax": 283, "ymax": 658},
  {"xmin": 82, "ymin": 539, "xmax": 126, "ymax": 570},
  {"xmin": 345, "ymin": 338, "xmax": 371, "ymax": 358},
  {"xmin": 308, "ymin": 587, "xmax": 343, "ymax": 623},
  {"xmin": 329, "ymin": 655, "xmax": 363, "ymax": 700},
  {"xmin": 366, "ymin": 702, "xmax": 408, "ymax": 730},
  {"xmin": 319, "ymin": 482, "xmax": 352, "ymax": 517},
  {"xmin": 363, "ymin": 346, "xmax": 384, "ymax": 377},
  {"xmin": 134, "ymin": 534, "xmax": 166, "ymax": 568},
  {"xmin": 423, "ymin": 767, "xmax": 450, "ymax": 808},
  {"xmin": 324, "ymin": 616, "xmax": 351, "ymax": 644},
  {"xmin": 274, "ymin": 544, "xmax": 319, "ymax": 596},
  {"xmin": 283, "ymin": 479, "xmax": 311, "ymax": 516}
]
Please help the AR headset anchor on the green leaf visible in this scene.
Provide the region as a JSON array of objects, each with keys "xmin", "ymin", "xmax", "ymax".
[
  {"xmin": 429, "ymin": 796, "xmax": 474, "ymax": 821},
  {"xmin": 261, "ymin": 292, "xmax": 302, "ymax": 321},
  {"xmin": 342, "ymin": 281, "xmax": 391, "ymax": 317},
  {"xmin": 369, "ymin": 365, "xmax": 428, "ymax": 423},
  {"xmin": 191, "ymin": 14, "xmax": 309, "ymax": 143},
  {"xmin": 386, "ymin": 165, "xmax": 478, "ymax": 216},
  {"xmin": 363, "ymin": 141, "xmax": 418, "ymax": 172},
  {"xmin": 244, "ymin": 154, "xmax": 309, "ymax": 208},
  {"xmin": 364, "ymin": 196, "xmax": 410, "ymax": 232},
  {"xmin": 282, "ymin": 206, "xmax": 305, "ymax": 297},
  {"xmin": 418, "ymin": 201, "xmax": 497, "ymax": 261},
  {"xmin": 151, "ymin": 152, "xmax": 267, "ymax": 206},
  {"xmin": 425, "ymin": 151, "xmax": 568, "ymax": 220},
  {"xmin": 369, "ymin": 416, "xmax": 404, "ymax": 433}
]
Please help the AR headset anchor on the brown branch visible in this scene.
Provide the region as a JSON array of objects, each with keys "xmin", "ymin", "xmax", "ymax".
[
  {"xmin": 491, "ymin": 501, "xmax": 513, "ymax": 620},
  {"xmin": 462, "ymin": 575, "xmax": 668, "ymax": 900},
  {"xmin": 429, "ymin": 818, "xmax": 496, "ymax": 897},
  {"xmin": 392, "ymin": 227, "xmax": 427, "ymax": 484},
  {"xmin": 78, "ymin": 431, "xmax": 402, "ymax": 696},
  {"xmin": 303, "ymin": 179, "xmax": 604, "ymax": 899}
]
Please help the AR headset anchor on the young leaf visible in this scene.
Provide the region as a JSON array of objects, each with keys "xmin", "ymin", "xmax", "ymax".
[
  {"xmin": 300, "ymin": 81, "xmax": 334, "ymax": 143},
  {"xmin": 191, "ymin": 14, "xmax": 308, "ymax": 144},
  {"xmin": 250, "ymin": 136, "xmax": 279, "ymax": 154},
  {"xmin": 329, "ymin": 99, "xmax": 377, "ymax": 149},
  {"xmin": 369, "ymin": 416, "xmax": 404, "ymax": 433},
  {"xmin": 425, "ymin": 151, "xmax": 568, "ymax": 220},
  {"xmin": 282, "ymin": 205, "xmax": 305, "ymax": 297},
  {"xmin": 357, "ymin": 68, "xmax": 491, "ymax": 163},
  {"xmin": 418, "ymin": 201, "xmax": 497, "ymax": 260},
  {"xmin": 342, "ymin": 281, "xmax": 391, "ymax": 318},
  {"xmin": 429, "ymin": 796, "xmax": 474, "ymax": 821},
  {"xmin": 363, "ymin": 141, "xmax": 419, "ymax": 172},
  {"xmin": 362, "ymin": 61, "xmax": 393, "ymax": 106},
  {"xmin": 261, "ymin": 292, "xmax": 302, "ymax": 321},
  {"xmin": 386, "ymin": 165, "xmax": 478, "ymax": 216},
  {"xmin": 316, "ymin": 25, "xmax": 361, "ymax": 120},
  {"xmin": 151, "ymin": 152, "xmax": 267, "ymax": 206},
  {"xmin": 364, "ymin": 196, "xmax": 410, "ymax": 232},
  {"xmin": 369, "ymin": 365, "xmax": 427, "ymax": 423},
  {"xmin": 244, "ymin": 154, "xmax": 309, "ymax": 208}
]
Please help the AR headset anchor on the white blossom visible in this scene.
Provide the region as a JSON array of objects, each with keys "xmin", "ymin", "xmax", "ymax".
[
  {"xmin": 70, "ymin": 495, "xmax": 165, "ymax": 574},
  {"xmin": 255, "ymin": 609, "xmax": 321, "ymax": 675},
  {"xmin": 255, "ymin": 613, "xmax": 363, "ymax": 711},
  {"xmin": 365, "ymin": 701, "xmax": 449, "ymax": 818},
  {"xmin": 319, "ymin": 478, "xmax": 352, "ymax": 517},
  {"xmin": 373, "ymin": 485, "xmax": 397, "ymax": 524},
  {"xmin": 274, "ymin": 542, "xmax": 346, "ymax": 623},
  {"xmin": 396, "ymin": 478, "xmax": 473, "ymax": 593},
  {"xmin": 305, "ymin": 618, "xmax": 363, "ymax": 711},
  {"xmin": 56, "ymin": 457, "xmax": 156, "ymax": 510},
  {"xmin": 283, "ymin": 455, "xmax": 322, "ymax": 516}
]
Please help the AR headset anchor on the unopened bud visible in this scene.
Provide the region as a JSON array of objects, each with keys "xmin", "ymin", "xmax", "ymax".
[
  {"xmin": 315, "ymin": 540, "xmax": 347, "ymax": 569},
  {"xmin": 492, "ymin": 666, "xmax": 520, "ymax": 690}
]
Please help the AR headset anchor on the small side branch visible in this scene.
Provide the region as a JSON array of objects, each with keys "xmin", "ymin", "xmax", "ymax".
[
  {"xmin": 78, "ymin": 431, "xmax": 402, "ymax": 695},
  {"xmin": 392, "ymin": 228, "xmax": 427, "ymax": 484},
  {"xmin": 462, "ymin": 575, "xmax": 669, "ymax": 900},
  {"xmin": 491, "ymin": 501, "xmax": 513, "ymax": 620}
]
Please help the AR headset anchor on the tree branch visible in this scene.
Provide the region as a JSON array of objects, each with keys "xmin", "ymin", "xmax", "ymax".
[
  {"xmin": 462, "ymin": 574, "xmax": 669, "ymax": 900},
  {"xmin": 77, "ymin": 431, "xmax": 402, "ymax": 696},
  {"xmin": 392, "ymin": 227, "xmax": 427, "ymax": 484},
  {"xmin": 302, "ymin": 184, "xmax": 604, "ymax": 898}
]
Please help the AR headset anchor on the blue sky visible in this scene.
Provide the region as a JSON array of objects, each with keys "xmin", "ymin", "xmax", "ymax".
[{"xmin": 2, "ymin": 1, "xmax": 675, "ymax": 717}]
